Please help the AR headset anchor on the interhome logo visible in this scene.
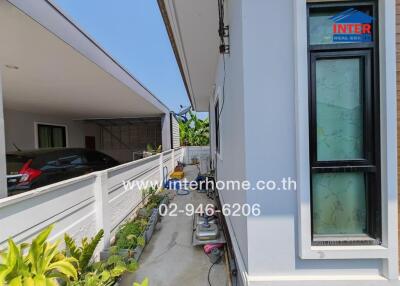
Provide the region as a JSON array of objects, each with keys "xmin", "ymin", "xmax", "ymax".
[{"xmin": 331, "ymin": 8, "xmax": 373, "ymax": 43}]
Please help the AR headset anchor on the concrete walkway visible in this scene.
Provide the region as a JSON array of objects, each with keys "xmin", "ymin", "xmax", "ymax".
[{"xmin": 121, "ymin": 166, "xmax": 228, "ymax": 286}]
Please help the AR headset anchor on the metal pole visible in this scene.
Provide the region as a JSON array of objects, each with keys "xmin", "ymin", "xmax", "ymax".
[{"xmin": 0, "ymin": 66, "xmax": 8, "ymax": 199}]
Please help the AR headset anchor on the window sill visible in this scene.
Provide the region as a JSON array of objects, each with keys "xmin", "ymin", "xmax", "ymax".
[
  {"xmin": 300, "ymin": 244, "xmax": 389, "ymax": 260},
  {"xmin": 312, "ymin": 234, "xmax": 380, "ymax": 246}
]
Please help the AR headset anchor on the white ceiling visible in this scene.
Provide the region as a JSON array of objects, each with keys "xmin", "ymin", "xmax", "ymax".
[
  {"xmin": 0, "ymin": 0, "xmax": 168, "ymax": 119},
  {"xmin": 164, "ymin": 0, "xmax": 219, "ymax": 111}
]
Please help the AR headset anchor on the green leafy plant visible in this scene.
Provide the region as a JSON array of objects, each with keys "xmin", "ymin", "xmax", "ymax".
[
  {"xmin": 64, "ymin": 229, "xmax": 104, "ymax": 275},
  {"xmin": 141, "ymin": 186, "xmax": 157, "ymax": 201},
  {"xmin": 71, "ymin": 249, "xmax": 138, "ymax": 286},
  {"xmin": 178, "ymin": 111, "xmax": 209, "ymax": 146},
  {"xmin": 146, "ymin": 144, "xmax": 162, "ymax": 155},
  {"xmin": 0, "ymin": 225, "xmax": 77, "ymax": 286},
  {"xmin": 133, "ymin": 278, "xmax": 149, "ymax": 286},
  {"xmin": 115, "ymin": 220, "xmax": 147, "ymax": 250}
]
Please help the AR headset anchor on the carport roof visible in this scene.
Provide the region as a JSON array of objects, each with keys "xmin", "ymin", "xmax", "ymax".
[{"xmin": 0, "ymin": 0, "xmax": 170, "ymax": 118}]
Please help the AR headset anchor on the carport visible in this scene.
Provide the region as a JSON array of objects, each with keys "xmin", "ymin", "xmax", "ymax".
[{"xmin": 0, "ymin": 0, "xmax": 173, "ymax": 197}]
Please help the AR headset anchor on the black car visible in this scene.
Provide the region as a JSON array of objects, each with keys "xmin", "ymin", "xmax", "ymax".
[{"xmin": 6, "ymin": 148, "xmax": 119, "ymax": 196}]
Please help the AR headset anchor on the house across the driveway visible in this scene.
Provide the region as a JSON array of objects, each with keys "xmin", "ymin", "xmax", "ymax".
[
  {"xmin": 159, "ymin": 0, "xmax": 399, "ymax": 285},
  {"xmin": 0, "ymin": 0, "xmax": 179, "ymax": 198}
]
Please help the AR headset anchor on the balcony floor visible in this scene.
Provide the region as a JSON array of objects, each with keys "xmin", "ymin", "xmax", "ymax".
[{"xmin": 121, "ymin": 165, "xmax": 228, "ymax": 286}]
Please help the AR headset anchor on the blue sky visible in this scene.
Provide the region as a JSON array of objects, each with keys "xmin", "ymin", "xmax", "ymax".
[{"xmin": 53, "ymin": 0, "xmax": 189, "ymax": 113}]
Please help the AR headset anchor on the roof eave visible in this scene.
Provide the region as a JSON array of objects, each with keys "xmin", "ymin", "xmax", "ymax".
[{"xmin": 157, "ymin": 0, "xmax": 197, "ymax": 111}]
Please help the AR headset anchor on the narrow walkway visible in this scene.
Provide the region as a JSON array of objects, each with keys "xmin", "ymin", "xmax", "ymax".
[{"xmin": 121, "ymin": 166, "xmax": 228, "ymax": 286}]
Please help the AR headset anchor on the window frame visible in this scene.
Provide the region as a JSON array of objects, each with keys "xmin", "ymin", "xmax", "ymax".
[
  {"xmin": 307, "ymin": 0, "xmax": 381, "ymax": 246},
  {"xmin": 293, "ymin": 0, "xmax": 397, "ymax": 262},
  {"xmin": 35, "ymin": 122, "xmax": 68, "ymax": 149}
]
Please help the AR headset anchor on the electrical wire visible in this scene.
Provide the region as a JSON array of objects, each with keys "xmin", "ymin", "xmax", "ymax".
[
  {"xmin": 219, "ymin": 53, "xmax": 226, "ymax": 119},
  {"xmin": 217, "ymin": 0, "xmax": 226, "ymax": 120},
  {"xmin": 207, "ymin": 262, "xmax": 218, "ymax": 286}
]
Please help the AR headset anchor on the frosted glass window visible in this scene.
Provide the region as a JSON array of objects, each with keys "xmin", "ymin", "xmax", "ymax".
[
  {"xmin": 312, "ymin": 173, "xmax": 367, "ymax": 235},
  {"xmin": 316, "ymin": 58, "xmax": 363, "ymax": 161},
  {"xmin": 309, "ymin": 12, "xmax": 336, "ymax": 45}
]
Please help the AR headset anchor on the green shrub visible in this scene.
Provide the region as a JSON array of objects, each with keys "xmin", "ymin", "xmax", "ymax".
[
  {"xmin": 115, "ymin": 220, "xmax": 147, "ymax": 250},
  {"xmin": 64, "ymin": 229, "xmax": 104, "ymax": 276},
  {"xmin": 0, "ymin": 225, "xmax": 77, "ymax": 286},
  {"xmin": 71, "ymin": 250, "xmax": 138, "ymax": 286},
  {"xmin": 134, "ymin": 278, "xmax": 149, "ymax": 286}
]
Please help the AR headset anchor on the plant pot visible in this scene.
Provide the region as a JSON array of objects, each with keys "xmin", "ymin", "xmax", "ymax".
[
  {"xmin": 157, "ymin": 196, "xmax": 169, "ymax": 222},
  {"xmin": 144, "ymin": 209, "xmax": 159, "ymax": 242}
]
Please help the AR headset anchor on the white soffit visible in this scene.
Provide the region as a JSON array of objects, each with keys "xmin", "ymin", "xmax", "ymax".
[
  {"xmin": 0, "ymin": 0, "xmax": 170, "ymax": 118},
  {"xmin": 160, "ymin": 0, "xmax": 219, "ymax": 111}
]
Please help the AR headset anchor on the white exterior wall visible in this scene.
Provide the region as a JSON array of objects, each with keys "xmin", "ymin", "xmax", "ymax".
[
  {"xmin": 211, "ymin": 0, "xmax": 249, "ymax": 274},
  {"xmin": 4, "ymin": 109, "xmax": 86, "ymax": 152},
  {"xmin": 171, "ymin": 114, "xmax": 180, "ymax": 149},
  {"xmin": 4, "ymin": 109, "xmax": 172, "ymax": 163},
  {"xmin": 211, "ymin": 0, "xmax": 399, "ymax": 285},
  {"xmin": 161, "ymin": 113, "xmax": 172, "ymax": 151}
]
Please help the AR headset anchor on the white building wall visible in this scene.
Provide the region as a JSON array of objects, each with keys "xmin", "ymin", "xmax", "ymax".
[
  {"xmin": 161, "ymin": 113, "xmax": 172, "ymax": 151},
  {"xmin": 4, "ymin": 109, "xmax": 85, "ymax": 152},
  {"xmin": 212, "ymin": 0, "xmax": 398, "ymax": 284},
  {"xmin": 212, "ymin": 0, "xmax": 249, "ymax": 272},
  {"xmin": 171, "ymin": 114, "xmax": 180, "ymax": 149}
]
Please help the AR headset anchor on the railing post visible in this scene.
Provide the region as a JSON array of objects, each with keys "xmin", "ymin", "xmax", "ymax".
[
  {"xmin": 159, "ymin": 153, "xmax": 164, "ymax": 188},
  {"xmin": 94, "ymin": 171, "xmax": 111, "ymax": 249},
  {"xmin": 0, "ymin": 68, "xmax": 7, "ymax": 199}
]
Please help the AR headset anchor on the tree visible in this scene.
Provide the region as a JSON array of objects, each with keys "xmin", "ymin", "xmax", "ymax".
[{"xmin": 177, "ymin": 111, "xmax": 209, "ymax": 146}]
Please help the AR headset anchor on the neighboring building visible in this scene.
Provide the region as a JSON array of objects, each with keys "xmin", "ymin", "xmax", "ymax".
[
  {"xmin": 159, "ymin": 0, "xmax": 399, "ymax": 285},
  {"xmin": 0, "ymin": 0, "xmax": 177, "ymax": 198},
  {"xmin": 170, "ymin": 112, "xmax": 181, "ymax": 149}
]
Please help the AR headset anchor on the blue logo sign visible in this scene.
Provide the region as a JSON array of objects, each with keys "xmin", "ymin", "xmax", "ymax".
[{"xmin": 330, "ymin": 8, "xmax": 373, "ymax": 43}]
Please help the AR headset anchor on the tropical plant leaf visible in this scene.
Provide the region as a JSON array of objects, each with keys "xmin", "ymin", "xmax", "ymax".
[
  {"xmin": 126, "ymin": 260, "xmax": 139, "ymax": 272},
  {"xmin": 100, "ymin": 270, "xmax": 110, "ymax": 282},
  {"xmin": 79, "ymin": 229, "xmax": 104, "ymax": 272},
  {"xmin": 133, "ymin": 278, "xmax": 149, "ymax": 286},
  {"xmin": 48, "ymin": 260, "xmax": 78, "ymax": 280},
  {"xmin": 64, "ymin": 234, "xmax": 81, "ymax": 260},
  {"xmin": 23, "ymin": 277, "xmax": 34, "ymax": 286},
  {"xmin": 32, "ymin": 226, "xmax": 54, "ymax": 247},
  {"xmin": 8, "ymin": 276, "xmax": 22, "ymax": 286}
]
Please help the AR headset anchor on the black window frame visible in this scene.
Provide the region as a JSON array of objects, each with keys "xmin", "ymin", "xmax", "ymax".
[
  {"xmin": 37, "ymin": 124, "xmax": 67, "ymax": 149},
  {"xmin": 307, "ymin": 0, "xmax": 381, "ymax": 245}
]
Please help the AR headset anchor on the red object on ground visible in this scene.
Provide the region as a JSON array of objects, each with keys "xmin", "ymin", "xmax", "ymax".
[{"xmin": 203, "ymin": 243, "xmax": 224, "ymax": 254}]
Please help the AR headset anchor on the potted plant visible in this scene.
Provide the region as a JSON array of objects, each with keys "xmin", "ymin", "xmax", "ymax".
[{"xmin": 101, "ymin": 191, "xmax": 169, "ymax": 262}]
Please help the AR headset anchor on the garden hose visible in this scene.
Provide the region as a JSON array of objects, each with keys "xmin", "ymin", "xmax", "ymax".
[
  {"xmin": 176, "ymin": 188, "xmax": 190, "ymax": 196},
  {"xmin": 162, "ymin": 166, "xmax": 169, "ymax": 188},
  {"xmin": 163, "ymin": 166, "xmax": 190, "ymax": 195}
]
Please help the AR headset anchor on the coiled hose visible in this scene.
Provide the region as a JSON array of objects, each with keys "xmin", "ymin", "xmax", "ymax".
[{"xmin": 163, "ymin": 166, "xmax": 190, "ymax": 195}]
